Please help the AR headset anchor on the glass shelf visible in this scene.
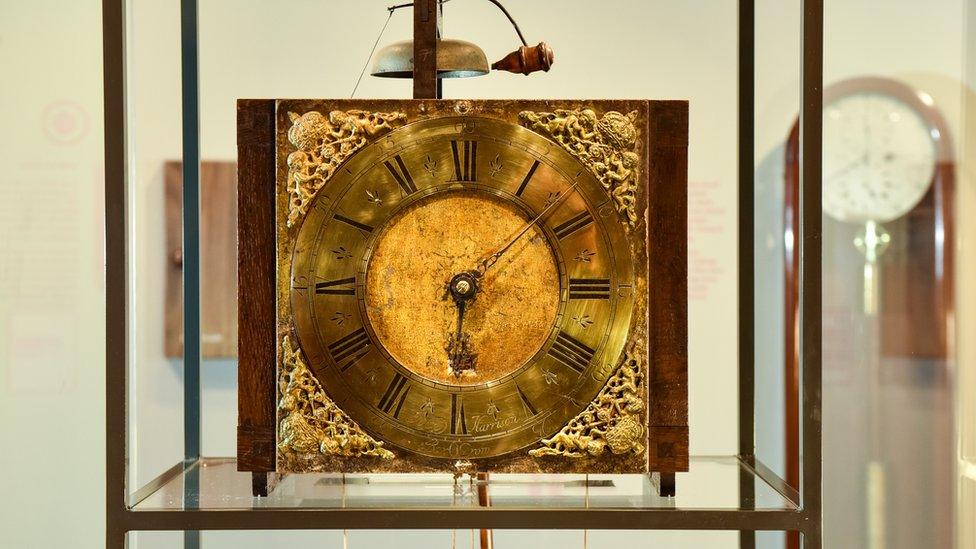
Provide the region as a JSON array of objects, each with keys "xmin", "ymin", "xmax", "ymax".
[{"xmin": 131, "ymin": 456, "xmax": 796, "ymax": 512}]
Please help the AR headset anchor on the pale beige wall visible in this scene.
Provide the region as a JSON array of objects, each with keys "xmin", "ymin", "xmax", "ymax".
[
  {"xmin": 0, "ymin": 0, "xmax": 105, "ymax": 547},
  {"xmin": 3, "ymin": 0, "xmax": 976, "ymax": 547}
]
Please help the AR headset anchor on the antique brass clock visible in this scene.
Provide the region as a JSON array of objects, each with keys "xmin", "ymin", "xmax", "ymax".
[{"xmin": 237, "ymin": 99, "xmax": 687, "ymax": 487}]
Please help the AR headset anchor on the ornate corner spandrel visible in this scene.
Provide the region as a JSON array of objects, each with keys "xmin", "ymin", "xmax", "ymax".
[
  {"xmin": 285, "ymin": 109, "xmax": 407, "ymax": 226},
  {"xmin": 529, "ymin": 345, "xmax": 645, "ymax": 458},
  {"xmin": 278, "ymin": 335, "xmax": 395, "ymax": 464},
  {"xmin": 518, "ymin": 108, "xmax": 640, "ymax": 226}
]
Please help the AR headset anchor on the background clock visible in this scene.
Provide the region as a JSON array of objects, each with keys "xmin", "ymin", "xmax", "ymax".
[
  {"xmin": 783, "ymin": 76, "xmax": 955, "ymax": 549},
  {"xmin": 822, "ymin": 87, "xmax": 938, "ymax": 224},
  {"xmin": 237, "ymin": 99, "xmax": 689, "ymax": 491}
]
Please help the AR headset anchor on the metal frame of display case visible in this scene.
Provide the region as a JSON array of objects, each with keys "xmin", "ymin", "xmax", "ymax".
[{"xmin": 102, "ymin": 0, "xmax": 823, "ymax": 547}]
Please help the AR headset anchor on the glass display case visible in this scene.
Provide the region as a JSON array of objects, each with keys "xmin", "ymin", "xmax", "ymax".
[{"xmin": 103, "ymin": 1, "xmax": 824, "ymax": 547}]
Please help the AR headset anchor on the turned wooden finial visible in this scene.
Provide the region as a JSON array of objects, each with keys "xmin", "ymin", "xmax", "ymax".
[{"xmin": 492, "ymin": 42, "xmax": 554, "ymax": 75}]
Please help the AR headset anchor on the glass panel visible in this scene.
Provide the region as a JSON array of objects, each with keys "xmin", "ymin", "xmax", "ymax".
[
  {"xmin": 125, "ymin": 0, "xmax": 185, "ymax": 495},
  {"xmin": 192, "ymin": 0, "xmax": 741, "ymax": 462},
  {"xmin": 820, "ymin": 1, "xmax": 959, "ymax": 547},
  {"xmin": 131, "ymin": 456, "xmax": 795, "ymax": 511},
  {"xmin": 754, "ymin": 0, "xmax": 802, "ymax": 492}
]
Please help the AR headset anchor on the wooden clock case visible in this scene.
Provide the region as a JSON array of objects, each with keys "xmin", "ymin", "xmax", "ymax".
[{"xmin": 236, "ymin": 98, "xmax": 689, "ymax": 496}]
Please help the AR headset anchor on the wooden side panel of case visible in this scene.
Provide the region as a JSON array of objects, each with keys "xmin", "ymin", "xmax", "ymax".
[
  {"xmin": 645, "ymin": 100, "xmax": 689, "ymax": 473},
  {"xmin": 237, "ymin": 99, "xmax": 277, "ymax": 472}
]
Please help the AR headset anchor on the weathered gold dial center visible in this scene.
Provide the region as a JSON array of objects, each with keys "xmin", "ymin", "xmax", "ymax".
[{"xmin": 365, "ymin": 191, "xmax": 560, "ymax": 385}]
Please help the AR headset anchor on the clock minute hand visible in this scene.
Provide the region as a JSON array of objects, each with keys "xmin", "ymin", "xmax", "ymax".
[{"xmin": 474, "ymin": 180, "xmax": 582, "ymax": 276}]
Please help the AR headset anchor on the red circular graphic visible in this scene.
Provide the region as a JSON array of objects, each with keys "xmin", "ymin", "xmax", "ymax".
[{"xmin": 42, "ymin": 100, "xmax": 90, "ymax": 145}]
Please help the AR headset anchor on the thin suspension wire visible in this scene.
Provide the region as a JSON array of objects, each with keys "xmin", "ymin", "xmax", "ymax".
[{"xmin": 350, "ymin": 10, "xmax": 394, "ymax": 98}]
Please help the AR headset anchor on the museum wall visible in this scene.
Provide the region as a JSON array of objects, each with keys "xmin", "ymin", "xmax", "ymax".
[{"xmin": 2, "ymin": 0, "xmax": 975, "ymax": 547}]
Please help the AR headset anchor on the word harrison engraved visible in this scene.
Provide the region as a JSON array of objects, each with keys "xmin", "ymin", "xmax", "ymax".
[
  {"xmin": 515, "ymin": 159, "xmax": 540, "ymax": 197},
  {"xmin": 378, "ymin": 373, "xmax": 410, "ymax": 418},
  {"xmin": 451, "ymin": 139, "xmax": 478, "ymax": 182},
  {"xmin": 553, "ymin": 210, "xmax": 594, "ymax": 240},
  {"xmin": 548, "ymin": 330, "xmax": 596, "ymax": 373},
  {"xmin": 384, "ymin": 154, "xmax": 417, "ymax": 196},
  {"xmin": 328, "ymin": 327, "xmax": 370, "ymax": 371},
  {"xmin": 315, "ymin": 277, "xmax": 356, "ymax": 296},
  {"xmin": 569, "ymin": 278, "xmax": 611, "ymax": 300}
]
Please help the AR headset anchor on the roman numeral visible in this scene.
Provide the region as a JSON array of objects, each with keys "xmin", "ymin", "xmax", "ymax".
[
  {"xmin": 450, "ymin": 140, "xmax": 477, "ymax": 182},
  {"xmin": 327, "ymin": 327, "xmax": 370, "ymax": 371},
  {"xmin": 552, "ymin": 210, "xmax": 593, "ymax": 240},
  {"xmin": 548, "ymin": 330, "xmax": 596, "ymax": 373},
  {"xmin": 315, "ymin": 276, "xmax": 356, "ymax": 296},
  {"xmin": 450, "ymin": 393, "xmax": 468, "ymax": 435},
  {"xmin": 378, "ymin": 373, "xmax": 410, "ymax": 418},
  {"xmin": 384, "ymin": 155, "xmax": 417, "ymax": 195},
  {"xmin": 333, "ymin": 213, "xmax": 374, "ymax": 233},
  {"xmin": 515, "ymin": 384, "xmax": 538, "ymax": 417},
  {"xmin": 568, "ymin": 278, "xmax": 611, "ymax": 300},
  {"xmin": 515, "ymin": 160, "xmax": 540, "ymax": 197}
]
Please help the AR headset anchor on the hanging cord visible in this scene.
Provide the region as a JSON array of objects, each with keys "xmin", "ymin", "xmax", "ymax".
[
  {"xmin": 388, "ymin": 0, "xmax": 523, "ymax": 45},
  {"xmin": 484, "ymin": 0, "xmax": 527, "ymax": 46},
  {"xmin": 350, "ymin": 10, "xmax": 394, "ymax": 98}
]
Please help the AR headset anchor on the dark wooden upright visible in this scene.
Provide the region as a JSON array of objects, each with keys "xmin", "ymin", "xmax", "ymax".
[
  {"xmin": 412, "ymin": 0, "xmax": 438, "ymax": 99},
  {"xmin": 236, "ymin": 99, "xmax": 278, "ymax": 495},
  {"xmin": 645, "ymin": 101, "xmax": 690, "ymax": 497}
]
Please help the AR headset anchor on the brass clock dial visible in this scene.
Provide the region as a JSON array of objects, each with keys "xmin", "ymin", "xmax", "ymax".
[{"xmin": 289, "ymin": 116, "xmax": 635, "ymax": 459}]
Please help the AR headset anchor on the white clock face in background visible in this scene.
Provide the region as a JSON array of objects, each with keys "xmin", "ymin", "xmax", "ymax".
[{"xmin": 823, "ymin": 92, "xmax": 937, "ymax": 223}]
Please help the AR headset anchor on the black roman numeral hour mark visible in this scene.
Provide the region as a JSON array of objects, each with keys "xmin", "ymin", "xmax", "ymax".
[
  {"xmin": 548, "ymin": 330, "xmax": 596, "ymax": 373},
  {"xmin": 515, "ymin": 160, "xmax": 540, "ymax": 197},
  {"xmin": 378, "ymin": 373, "xmax": 410, "ymax": 418},
  {"xmin": 315, "ymin": 276, "xmax": 356, "ymax": 296},
  {"xmin": 552, "ymin": 210, "xmax": 593, "ymax": 240},
  {"xmin": 450, "ymin": 140, "xmax": 477, "ymax": 182},
  {"xmin": 450, "ymin": 394, "xmax": 468, "ymax": 435},
  {"xmin": 515, "ymin": 384, "xmax": 538, "ymax": 417},
  {"xmin": 568, "ymin": 278, "xmax": 611, "ymax": 300},
  {"xmin": 384, "ymin": 155, "xmax": 417, "ymax": 195},
  {"xmin": 328, "ymin": 327, "xmax": 370, "ymax": 371},
  {"xmin": 333, "ymin": 213, "xmax": 374, "ymax": 234}
]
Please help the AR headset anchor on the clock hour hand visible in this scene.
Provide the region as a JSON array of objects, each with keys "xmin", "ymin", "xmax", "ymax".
[
  {"xmin": 445, "ymin": 272, "xmax": 478, "ymax": 377},
  {"xmin": 473, "ymin": 179, "xmax": 582, "ymax": 276}
]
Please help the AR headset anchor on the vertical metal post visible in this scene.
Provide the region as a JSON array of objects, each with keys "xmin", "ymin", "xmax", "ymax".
[
  {"xmin": 103, "ymin": 0, "xmax": 127, "ymax": 546},
  {"xmin": 738, "ymin": 0, "xmax": 756, "ymax": 461},
  {"xmin": 800, "ymin": 0, "xmax": 824, "ymax": 546},
  {"xmin": 181, "ymin": 0, "xmax": 202, "ymax": 464},
  {"xmin": 413, "ymin": 0, "xmax": 439, "ymax": 99},
  {"xmin": 738, "ymin": 0, "xmax": 757, "ymax": 546},
  {"xmin": 181, "ymin": 0, "xmax": 202, "ymax": 546}
]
